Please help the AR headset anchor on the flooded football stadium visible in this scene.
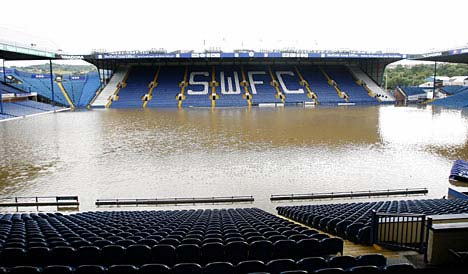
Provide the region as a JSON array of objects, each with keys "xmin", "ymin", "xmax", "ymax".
[{"xmin": 1, "ymin": 105, "xmax": 467, "ymax": 212}]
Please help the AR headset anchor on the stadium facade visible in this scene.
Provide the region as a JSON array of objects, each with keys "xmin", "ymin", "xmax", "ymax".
[{"xmin": 2, "ymin": 39, "xmax": 468, "ymax": 114}]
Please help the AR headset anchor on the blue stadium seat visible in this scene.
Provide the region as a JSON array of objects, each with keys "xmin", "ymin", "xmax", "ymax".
[
  {"xmin": 42, "ymin": 265, "xmax": 74, "ymax": 274},
  {"xmin": 201, "ymin": 242, "xmax": 226, "ymax": 264},
  {"xmin": 314, "ymin": 268, "xmax": 345, "ymax": 274},
  {"xmin": 102, "ymin": 245, "xmax": 125, "ymax": 266},
  {"xmin": 266, "ymin": 258, "xmax": 297, "ymax": 274},
  {"xmin": 152, "ymin": 244, "xmax": 176, "ymax": 266},
  {"xmin": 325, "ymin": 66, "xmax": 377, "ymax": 104},
  {"xmin": 320, "ymin": 238, "xmax": 344, "ymax": 255},
  {"xmin": 273, "ymin": 240, "xmax": 297, "ymax": 259},
  {"xmin": 77, "ymin": 246, "xmax": 101, "ymax": 265},
  {"xmin": 236, "ymin": 260, "xmax": 266, "ymax": 274},
  {"xmin": 347, "ymin": 265, "xmax": 380, "ymax": 273},
  {"xmin": 139, "ymin": 263, "xmax": 171, "ymax": 274},
  {"xmin": 176, "ymin": 244, "xmax": 201, "ymax": 263},
  {"xmin": 75, "ymin": 265, "xmax": 106, "ymax": 274},
  {"xmin": 26, "ymin": 247, "xmax": 51, "ymax": 266},
  {"xmin": 226, "ymin": 241, "xmax": 249, "ymax": 264},
  {"xmin": 107, "ymin": 265, "xmax": 139, "ymax": 274},
  {"xmin": 383, "ymin": 263, "xmax": 415, "ymax": 273},
  {"xmin": 0, "ymin": 248, "xmax": 27, "ymax": 267},
  {"xmin": 328, "ymin": 256, "xmax": 357, "ymax": 269},
  {"xmin": 172, "ymin": 263, "xmax": 202, "ymax": 274},
  {"xmin": 204, "ymin": 262, "xmax": 235, "ymax": 274},
  {"xmin": 8, "ymin": 266, "xmax": 41, "ymax": 274},
  {"xmin": 356, "ymin": 254, "xmax": 386, "ymax": 268},
  {"xmin": 296, "ymin": 257, "xmax": 328, "ymax": 273},
  {"xmin": 125, "ymin": 244, "xmax": 152, "ymax": 265},
  {"xmin": 296, "ymin": 238, "xmax": 320, "ymax": 258},
  {"xmin": 249, "ymin": 240, "xmax": 274, "ymax": 262}
]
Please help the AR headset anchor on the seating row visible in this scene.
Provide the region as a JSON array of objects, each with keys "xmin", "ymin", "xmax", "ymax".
[
  {"xmin": 0, "ymin": 237, "xmax": 343, "ymax": 267},
  {"xmin": 0, "ymin": 208, "xmax": 343, "ymax": 266},
  {"xmin": 0, "ymin": 253, "xmax": 404, "ymax": 274},
  {"xmin": 110, "ymin": 65, "xmax": 378, "ymax": 108},
  {"xmin": 277, "ymin": 199, "xmax": 468, "ymax": 244}
]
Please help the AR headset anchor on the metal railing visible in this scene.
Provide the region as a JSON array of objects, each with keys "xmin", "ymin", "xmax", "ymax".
[
  {"xmin": 372, "ymin": 210, "xmax": 426, "ymax": 253},
  {"xmin": 271, "ymin": 188, "xmax": 428, "ymax": 201},
  {"xmin": 96, "ymin": 195, "xmax": 254, "ymax": 207},
  {"xmin": 0, "ymin": 195, "xmax": 79, "ymax": 211}
]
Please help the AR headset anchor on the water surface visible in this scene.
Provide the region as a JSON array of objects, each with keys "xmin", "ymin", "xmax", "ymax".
[{"xmin": 0, "ymin": 105, "xmax": 467, "ymax": 212}]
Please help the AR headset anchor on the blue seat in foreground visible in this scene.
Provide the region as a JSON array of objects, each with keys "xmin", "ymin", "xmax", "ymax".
[{"xmin": 139, "ymin": 264, "xmax": 171, "ymax": 274}]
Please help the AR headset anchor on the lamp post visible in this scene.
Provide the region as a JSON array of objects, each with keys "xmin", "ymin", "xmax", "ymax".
[
  {"xmin": 432, "ymin": 61, "xmax": 437, "ymax": 100},
  {"xmin": 49, "ymin": 60, "xmax": 55, "ymax": 109},
  {"xmin": 0, "ymin": 59, "xmax": 5, "ymax": 114}
]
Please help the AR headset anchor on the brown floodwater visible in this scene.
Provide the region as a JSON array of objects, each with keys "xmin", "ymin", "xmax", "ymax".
[{"xmin": 0, "ymin": 105, "xmax": 467, "ymax": 212}]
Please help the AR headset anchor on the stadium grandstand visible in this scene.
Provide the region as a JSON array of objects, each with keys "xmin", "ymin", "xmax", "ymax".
[
  {"xmin": 0, "ymin": 40, "xmax": 68, "ymax": 120},
  {"xmin": 410, "ymin": 47, "xmax": 468, "ymax": 107},
  {"xmin": 86, "ymin": 50, "xmax": 400, "ymax": 109}
]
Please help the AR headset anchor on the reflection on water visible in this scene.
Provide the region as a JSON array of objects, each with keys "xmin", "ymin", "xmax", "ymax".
[{"xmin": 0, "ymin": 105, "xmax": 467, "ymax": 212}]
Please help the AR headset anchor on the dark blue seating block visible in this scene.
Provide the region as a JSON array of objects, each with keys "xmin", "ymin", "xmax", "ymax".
[
  {"xmin": 204, "ymin": 262, "xmax": 235, "ymax": 274},
  {"xmin": 281, "ymin": 271, "xmax": 308, "ymax": 274}
]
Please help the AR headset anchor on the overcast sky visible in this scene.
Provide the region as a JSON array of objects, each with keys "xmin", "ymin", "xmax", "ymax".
[{"xmin": 1, "ymin": 0, "xmax": 467, "ymax": 55}]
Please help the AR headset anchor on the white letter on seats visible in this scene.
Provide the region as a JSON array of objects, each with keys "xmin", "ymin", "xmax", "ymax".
[
  {"xmin": 220, "ymin": 71, "xmax": 241, "ymax": 94},
  {"xmin": 248, "ymin": 71, "xmax": 266, "ymax": 95},
  {"xmin": 276, "ymin": 71, "xmax": 304, "ymax": 94},
  {"xmin": 187, "ymin": 72, "xmax": 209, "ymax": 95}
]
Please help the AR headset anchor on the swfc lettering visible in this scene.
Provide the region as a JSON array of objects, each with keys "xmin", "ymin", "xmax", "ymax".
[{"xmin": 186, "ymin": 70, "xmax": 304, "ymax": 95}]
